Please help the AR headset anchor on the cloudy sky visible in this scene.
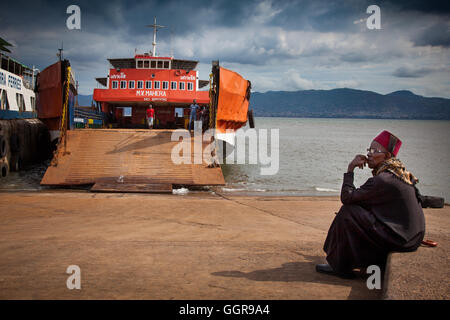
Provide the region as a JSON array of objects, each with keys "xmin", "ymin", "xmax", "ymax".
[{"xmin": 1, "ymin": 0, "xmax": 449, "ymax": 97}]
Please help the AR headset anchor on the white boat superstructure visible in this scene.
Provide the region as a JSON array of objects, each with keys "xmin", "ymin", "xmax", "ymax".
[{"xmin": 0, "ymin": 53, "xmax": 37, "ymax": 116}]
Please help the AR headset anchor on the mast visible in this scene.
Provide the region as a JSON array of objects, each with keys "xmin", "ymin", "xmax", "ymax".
[
  {"xmin": 145, "ymin": 16, "xmax": 165, "ymax": 57},
  {"xmin": 57, "ymin": 42, "xmax": 64, "ymax": 61}
]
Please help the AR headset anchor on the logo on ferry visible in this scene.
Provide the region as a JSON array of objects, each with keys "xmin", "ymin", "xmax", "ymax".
[
  {"xmin": 110, "ymin": 72, "xmax": 127, "ymax": 79},
  {"xmin": 180, "ymin": 75, "xmax": 195, "ymax": 81},
  {"xmin": 136, "ymin": 90, "xmax": 167, "ymax": 97}
]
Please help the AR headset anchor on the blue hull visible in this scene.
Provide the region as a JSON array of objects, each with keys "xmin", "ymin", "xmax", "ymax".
[{"xmin": 0, "ymin": 110, "xmax": 37, "ymax": 120}]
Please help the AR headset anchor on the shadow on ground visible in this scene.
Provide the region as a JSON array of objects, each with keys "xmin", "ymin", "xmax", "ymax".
[{"xmin": 212, "ymin": 253, "xmax": 382, "ymax": 299}]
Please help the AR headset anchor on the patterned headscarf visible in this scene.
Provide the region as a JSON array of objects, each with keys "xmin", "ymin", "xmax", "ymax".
[{"xmin": 373, "ymin": 158, "xmax": 419, "ymax": 186}]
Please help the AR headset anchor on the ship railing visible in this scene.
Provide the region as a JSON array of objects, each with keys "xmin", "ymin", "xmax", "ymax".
[
  {"xmin": 72, "ymin": 106, "xmax": 105, "ymax": 129},
  {"xmin": 74, "ymin": 108, "xmax": 105, "ymax": 121}
]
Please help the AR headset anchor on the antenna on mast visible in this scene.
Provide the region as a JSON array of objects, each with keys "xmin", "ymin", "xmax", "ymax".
[
  {"xmin": 145, "ymin": 16, "xmax": 165, "ymax": 57},
  {"xmin": 57, "ymin": 41, "xmax": 64, "ymax": 61},
  {"xmin": 170, "ymin": 27, "xmax": 174, "ymax": 58}
]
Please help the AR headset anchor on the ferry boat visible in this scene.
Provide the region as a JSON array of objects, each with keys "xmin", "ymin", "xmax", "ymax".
[
  {"xmin": 93, "ymin": 18, "xmax": 211, "ymax": 129},
  {"xmin": 0, "ymin": 38, "xmax": 50, "ymax": 177},
  {"xmin": 40, "ymin": 19, "xmax": 253, "ymax": 190}
]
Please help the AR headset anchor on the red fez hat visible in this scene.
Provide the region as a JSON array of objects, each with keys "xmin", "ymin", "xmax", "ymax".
[{"xmin": 373, "ymin": 130, "xmax": 402, "ymax": 156}]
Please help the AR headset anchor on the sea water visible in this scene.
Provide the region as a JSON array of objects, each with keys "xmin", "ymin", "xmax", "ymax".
[
  {"xmin": 1, "ymin": 118, "xmax": 448, "ymax": 202},
  {"xmin": 220, "ymin": 117, "xmax": 450, "ymax": 201}
]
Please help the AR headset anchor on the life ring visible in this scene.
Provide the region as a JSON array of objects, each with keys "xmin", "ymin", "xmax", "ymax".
[
  {"xmin": 248, "ymin": 109, "xmax": 255, "ymax": 128},
  {"xmin": 175, "ymin": 70, "xmax": 181, "ymax": 76},
  {"xmin": 0, "ymin": 135, "xmax": 6, "ymax": 158}
]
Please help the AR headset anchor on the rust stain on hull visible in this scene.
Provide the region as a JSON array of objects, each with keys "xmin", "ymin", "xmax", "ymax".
[{"xmin": 41, "ymin": 129, "xmax": 224, "ymax": 188}]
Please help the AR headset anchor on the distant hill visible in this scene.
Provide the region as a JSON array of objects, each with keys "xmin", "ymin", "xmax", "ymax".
[
  {"xmin": 249, "ymin": 88, "xmax": 450, "ymax": 120},
  {"xmin": 77, "ymin": 89, "xmax": 450, "ymax": 119}
]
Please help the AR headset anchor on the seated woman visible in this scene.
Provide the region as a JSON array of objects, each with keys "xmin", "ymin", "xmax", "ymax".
[{"xmin": 317, "ymin": 130, "xmax": 425, "ymax": 278}]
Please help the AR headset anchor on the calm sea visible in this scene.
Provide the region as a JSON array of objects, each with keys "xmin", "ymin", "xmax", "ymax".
[
  {"xmin": 1, "ymin": 118, "xmax": 449, "ymax": 202},
  {"xmin": 219, "ymin": 117, "xmax": 450, "ymax": 202}
]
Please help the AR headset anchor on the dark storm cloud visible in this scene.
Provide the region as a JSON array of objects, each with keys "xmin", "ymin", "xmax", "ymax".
[
  {"xmin": 340, "ymin": 52, "xmax": 371, "ymax": 63},
  {"xmin": 411, "ymin": 22, "xmax": 450, "ymax": 48},
  {"xmin": 392, "ymin": 66, "xmax": 438, "ymax": 78},
  {"xmin": 377, "ymin": 0, "xmax": 450, "ymax": 15},
  {"xmin": 1, "ymin": 0, "xmax": 449, "ymax": 96}
]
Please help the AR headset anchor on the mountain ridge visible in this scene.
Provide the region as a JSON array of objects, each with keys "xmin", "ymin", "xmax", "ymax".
[
  {"xmin": 249, "ymin": 88, "xmax": 450, "ymax": 120},
  {"xmin": 77, "ymin": 88, "xmax": 450, "ymax": 120}
]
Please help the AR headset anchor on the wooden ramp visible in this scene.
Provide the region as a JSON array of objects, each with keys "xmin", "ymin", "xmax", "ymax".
[{"xmin": 41, "ymin": 129, "xmax": 224, "ymax": 189}]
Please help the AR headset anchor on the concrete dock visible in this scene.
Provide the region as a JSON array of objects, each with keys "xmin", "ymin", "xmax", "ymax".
[{"xmin": 0, "ymin": 191, "xmax": 448, "ymax": 299}]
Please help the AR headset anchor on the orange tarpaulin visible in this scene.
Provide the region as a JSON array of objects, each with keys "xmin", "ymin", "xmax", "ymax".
[{"xmin": 216, "ymin": 67, "xmax": 250, "ymax": 133}]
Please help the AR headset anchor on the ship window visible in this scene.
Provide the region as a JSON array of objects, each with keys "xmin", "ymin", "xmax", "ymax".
[
  {"xmin": 120, "ymin": 80, "xmax": 126, "ymax": 89},
  {"xmin": 30, "ymin": 96, "xmax": 36, "ymax": 112},
  {"xmin": 1, "ymin": 89, "xmax": 7, "ymax": 110},
  {"xmin": 151, "ymin": 60, "xmax": 156, "ymax": 68},
  {"xmin": 157, "ymin": 61, "xmax": 163, "ymax": 69},
  {"xmin": 187, "ymin": 82, "xmax": 193, "ymax": 91},
  {"xmin": 112, "ymin": 80, "xmax": 118, "ymax": 89},
  {"xmin": 154, "ymin": 81, "xmax": 160, "ymax": 89},
  {"xmin": 123, "ymin": 107, "xmax": 132, "ymax": 117},
  {"xmin": 16, "ymin": 93, "xmax": 25, "ymax": 111},
  {"xmin": 162, "ymin": 81, "xmax": 169, "ymax": 90},
  {"xmin": 137, "ymin": 60, "xmax": 143, "ymax": 69},
  {"xmin": 129, "ymin": 81, "xmax": 135, "ymax": 89},
  {"xmin": 144, "ymin": 60, "xmax": 150, "ymax": 68},
  {"xmin": 175, "ymin": 108, "xmax": 183, "ymax": 117},
  {"xmin": 164, "ymin": 61, "xmax": 169, "ymax": 69},
  {"xmin": 179, "ymin": 82, "xmax": 185, "ymax": 90},
  {"xmin": 145, "ymin": 80, "xmax": 152, "ymax": 89},
  {"xmin": 171, "ymin": 81, "xmax": 177, "ymax": 90},
  {"xmin": 137, "ymin": 80, "xmax": 143, "ymax": 89}
]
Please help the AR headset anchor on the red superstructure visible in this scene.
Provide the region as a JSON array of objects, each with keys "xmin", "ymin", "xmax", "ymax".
[{"xmin": 93, "ymin": 18, "xmax": 209, "ymax": 128}]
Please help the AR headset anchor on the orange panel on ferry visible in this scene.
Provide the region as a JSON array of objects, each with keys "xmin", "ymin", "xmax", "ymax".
[{"xmin": 216, "ymin": 67, "xmax": 250, "ymax": 133}]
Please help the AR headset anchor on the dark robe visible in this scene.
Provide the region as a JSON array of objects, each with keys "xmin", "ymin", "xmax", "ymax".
[{"xmin": 323, "ymin": 171, "xmax": 425, "ymax": 275}]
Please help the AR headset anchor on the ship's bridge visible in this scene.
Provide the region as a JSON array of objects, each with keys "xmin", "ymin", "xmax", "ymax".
[{"xmin": 106, "ymin": 55, "xmax": 199, "ymax": 72}]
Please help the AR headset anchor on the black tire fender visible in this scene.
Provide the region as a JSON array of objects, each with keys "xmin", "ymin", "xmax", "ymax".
[
  {"xmin": 10, "ymin": 155, "xmax": 22, "ymax": 172},
  {"xmin": 9, "ymin": 134, "xmax": 20, "ymax": 153},
  {"xmin": 0, "ymin": 162, "xmax": 8, "ymax": 177},
  {"xmin": 0, "ymin": 135, "xmax": 6, "ymax": 158}
]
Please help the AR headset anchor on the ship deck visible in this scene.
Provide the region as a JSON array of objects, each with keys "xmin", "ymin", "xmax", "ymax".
[{"xmin": 41, "ymin": 129, "xmax": 224, "ymax": 191}]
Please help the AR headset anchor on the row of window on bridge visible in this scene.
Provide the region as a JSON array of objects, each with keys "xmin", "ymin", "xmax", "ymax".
[{"xmin": 111, "ymin": 80, "xmax": 194, "ymax": 91}]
